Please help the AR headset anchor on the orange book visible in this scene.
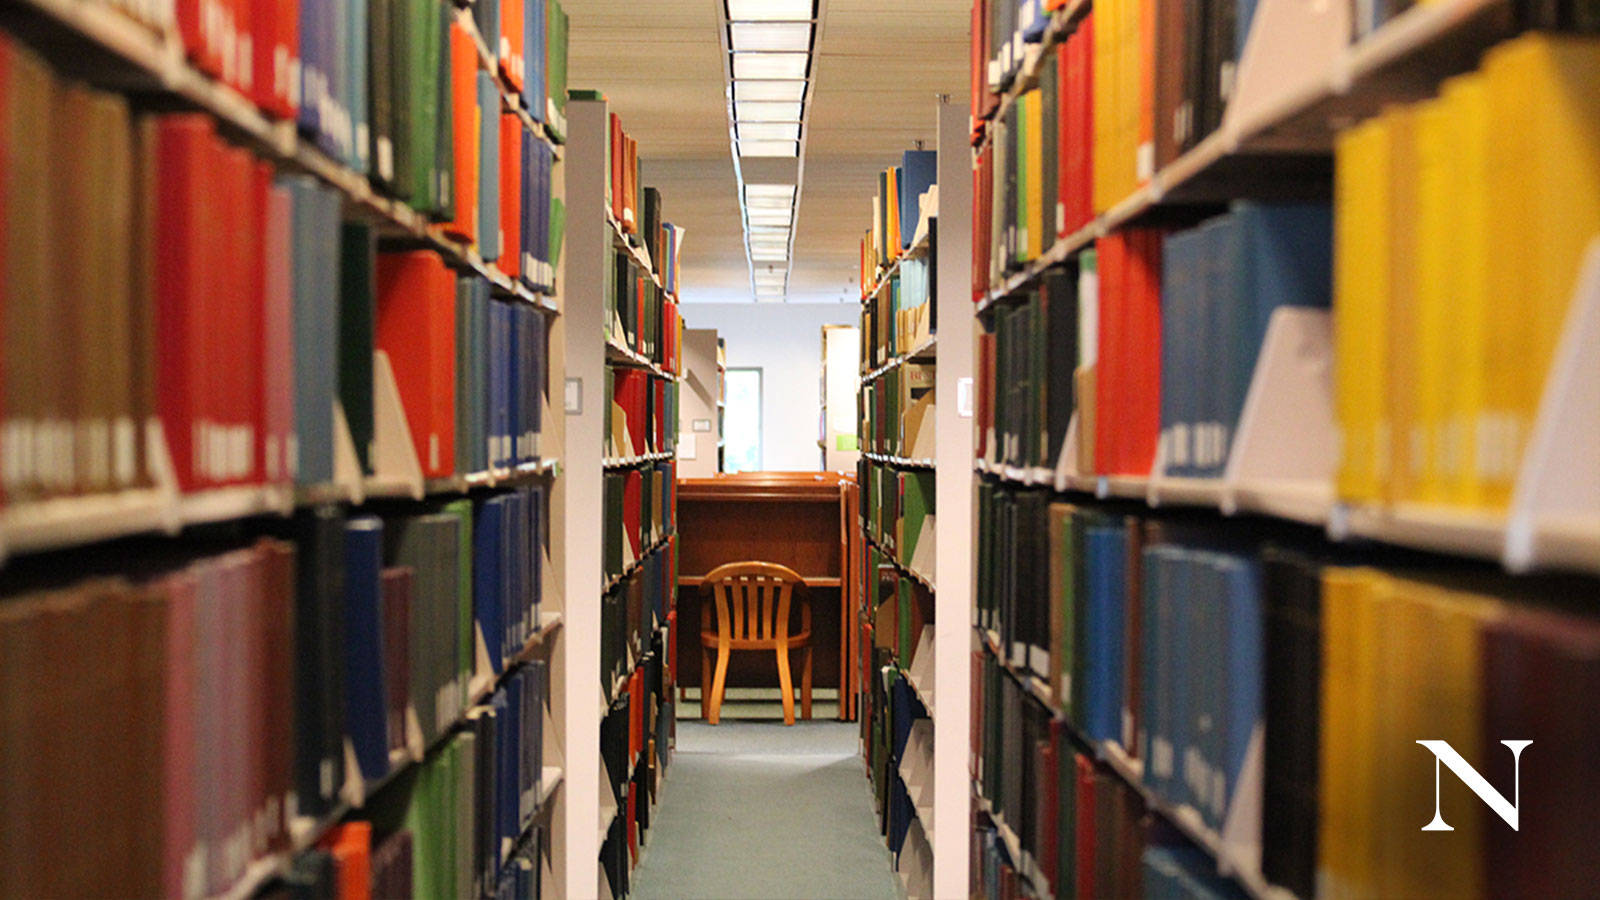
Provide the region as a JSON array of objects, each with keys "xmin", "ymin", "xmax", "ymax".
[
  {"xmin": 501, "ymin": 0, "xmax": 525, "ymax": 92},
  {"xmin": 499, "ymin": 112, "xmax": 522, "ymax": 279},
  {"xmin": 376, "ymin": 252, "xmax": 457, "ymax": 478},
  {"xmin": 623, "ymin": 136, "xmax": 639, "ymax": 232},
  {"xmin": 443, "ymin": 23, "xmax": 479, "ymax": 244},
  {"xmin": 318, "ymin": 822, "xmax": 372, "ymax": 900},
  {"xmin": 610, "ymin": 113, "xmax": 625, "ymax": 223}
]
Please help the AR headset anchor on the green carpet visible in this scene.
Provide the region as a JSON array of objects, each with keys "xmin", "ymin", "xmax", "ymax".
[{"xmin": 631, "ymin": 720, "xmax": 901, "ymax": 900}]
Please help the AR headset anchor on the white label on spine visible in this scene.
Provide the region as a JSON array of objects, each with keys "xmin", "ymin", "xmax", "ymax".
[
  {"xmin": 114, "ymin": 417, "xmax": 136, "ymax": 486},
  {"xmin": 378, "ymin": 137, "xmax": 394, "ymax": 182}
]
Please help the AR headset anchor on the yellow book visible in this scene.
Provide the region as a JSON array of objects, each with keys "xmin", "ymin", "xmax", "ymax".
[
  {"xmin": 1383, "ymin": 106, "xmax": 1421, "ymax": 505},
  {"xmin": 1482, "ymin": 36, "xmax": 1600, "ymax": 506},
  {"xmin": 1319, "ymin": 567, "xmax": 1369, "ymax": 900},
  {"xmin": 1333, "ymin": 117, "xmax": 1392, "ymax": 504},
  {"xmin": 1410, "ymin": 99, "xmax": 1453, "ymax": 505},
  {"xmin": 1118, "ymin": 0, "xmax": 1142, "ymax": 201},
  {"xmin": 1092, "ymin": 0, "xmax": 1118, "ymax": 212},
  {"xmin": 1369, "ymin": 571, "xmax": 1412, "ymax": 896},
  {"xmin": 1023, "ymin": 90, "xmax": 1045, "ymax": 260},
  {"xmin": 1439, "ymin": 74, "xmax": 1491, "ymax": 509}
]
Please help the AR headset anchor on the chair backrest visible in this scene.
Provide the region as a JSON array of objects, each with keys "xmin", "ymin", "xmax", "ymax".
[{"xmin": 701, "ymin": 561, "xmax": 806, "ymax": 646}]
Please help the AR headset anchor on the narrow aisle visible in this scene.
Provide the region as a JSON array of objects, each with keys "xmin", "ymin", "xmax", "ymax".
[{"xmin": 631, "ymin": 722, "xmax": 901, "ymax": 900}]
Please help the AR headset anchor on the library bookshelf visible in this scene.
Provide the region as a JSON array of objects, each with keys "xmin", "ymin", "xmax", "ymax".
[
  {"xmin": 0, "ymin": 0, "xmax": 573, "ymax": 895},
  {"xmin": 968, "ymin": 0, "xmax": 1600, "ymax": 898}
]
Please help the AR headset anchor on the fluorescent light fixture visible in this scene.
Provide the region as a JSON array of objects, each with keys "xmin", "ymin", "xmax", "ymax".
[
  {"xmin": 754, "ymin": 273, "xmax": 787, "ymax": 286},
  {"xmin": 726, "ymin": 0, "xmax": 813, "ymax": 21},
  {"xmin": 738, "ymin": 140, "xmax": 799, "ymax": 158},
  {"xmin": 745, "ymin": 184, "xmax": 796, "ymax": 201},
  {"xmin": 750, "ymin": 238, "xmax": 789, "ymax": 252},
  {"xmin": 745, "ymin": 196, "xmax": 794, "ymax": 211},
  {"xmin": 732, "ymin": 52, "xmax": 809, "ymax": 81},
  {"xmin": 730, "ymin": 22, "xmax": 812, "ymax": 52},
  {"xmin": 752, "ymin": 247, "xmax": 788, "ymax": 261},
  {"xmin": 733, "ymin": 80, "xmax": 807, "ymax": 103},
  {"xmin": 747, "ymin": 223, "xmax": 790, "ymax": 233},
  {"xmin": 736, "ymin": 121, "xmax": 801, "ymax": 142},
  {"xmin": 747, "ymin": 209, "xmax": 792, "ymax": 226},
  {"xmin": 733, "ymin": 100, "xmax": 803, "ymax": 122}
]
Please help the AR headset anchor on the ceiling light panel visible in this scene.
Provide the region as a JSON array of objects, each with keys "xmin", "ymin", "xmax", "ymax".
[
  {"xmin": 733, "ymin": 80, "xmax": 807, "ymax": 103},
  {"xmin": 747, "ymin": 209, "xmax": 792, "ymax": 226},
  {"xmin": 729, "ymin": 22, "xmax": 812, "ymax": 52},
  {"xmin": 733, "ymin": 100, "xmax": 803, "ymax": 122},
  {"xmin": 738, "ymin": 140, "xmax": 799, "ymax": 158},
  {"xmin": 751, "ymin": 247, "xmax": 788, "ymax": 261},
  {"xmin": 726, "ymin": 0, "xmax": 813, "ymax": 21},
  {"xmin": 744, "ymin": 184, "xmax": 796, "ymax": 201},
  {"xmin": 731, "ymin": 52, "xmax": 809, "ymax": 81},
  {"xmin": 736, "ymin": 122, "xmax": 801, "ymax": 142}
]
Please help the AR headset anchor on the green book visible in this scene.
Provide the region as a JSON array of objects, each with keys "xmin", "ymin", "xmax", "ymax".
[
  {"xmin": 407, "ymin": 0, "xmax": 435, "ymax": 208},
  {"xmin": 897, "ymin": 573, "xmax": 913, "ymax": 662},
  {"xmin": 547, "ymin": 0, "xmax": 570, "ymax": 137},
  {"xmin": 549, "ymin": 196, "xmax": 567, "ymax": 270},
  {"xmin": 441, "ymin": 499, "xmax": 475, "ymax": 714},
  {"xmin": 899, "ymin": 470, "xmax": 933, "ymax": 574},
  {"xmin": 368, "ymin": 0, "xmax": 397, "ymax": 190},
  {"xmin": 1014, "ymin": 98, "xmax": 1030, "ymax": 266},
  {"xmin": 338, "ymin": 223, "xmax": 376, "ymax": 473},
  {"xmin": 432, "ymin": 0, "xmax": 454, "ymax": 219},
  {"xmin": 451, "ymin": 735, "xmax": 476, "ymax": 900},
  {"xmin": 1040, "ymin": 51, "xmax": 1060, "ymax": 243},
  {"xmin": 388, "ymin": 0, "xmax": 413, "ymax": 200}
]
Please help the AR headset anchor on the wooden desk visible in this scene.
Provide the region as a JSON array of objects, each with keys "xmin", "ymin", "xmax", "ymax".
[{"xmin": 676, "ymin": 472, "xmax": 861, "ymax": 720}]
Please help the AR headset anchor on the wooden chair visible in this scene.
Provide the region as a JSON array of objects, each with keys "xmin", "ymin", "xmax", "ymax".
[{"xmin": 698, "ymin": 561, "xmax": 813, "ymax": 725}]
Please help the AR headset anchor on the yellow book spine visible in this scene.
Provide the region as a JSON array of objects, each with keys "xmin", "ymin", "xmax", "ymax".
[
  {"xmin": 1025, "ymin": 91, "xmax": 1045, "ymax": 260},
  {"xmin": 1319, "ymin": 567, "xmax": 1362, "ymax": 900},
  {"xmin": 1092, "ymin": 0, "xmax": 1115, "ymax": 213},
  {"xmin": 1410, "ymin": 99, "xmax": 1452, "ymax": 506},
  {"xmin": 1439, "ymin": 74, "xmax": 1491, "ymax": 509},
  {"xmin": 1333, "ymin": 118, "xmax": 1391, "ymax": 504},
  {"xmin": 1383, "ymin": 106, "xmax": 1421, "ymax": 506},
  {"xmin": 1119, "ymin": 0, "xmax": 1140, "ymax": 201}
]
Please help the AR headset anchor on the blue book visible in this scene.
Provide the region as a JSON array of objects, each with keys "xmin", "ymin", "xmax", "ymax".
[
  {"xmin": 477, "ymin": 72, "xmax": 501, "ymax": 262},
  {"xmin": 1168, "ymin": 549, "xmax": 1198, "ymax": 812},
  {"xmin": 507, "ymin": 305, "xmax": 525, "ymax": 464},
  {"xmin": 473, "ymin": 496, "xmax": 508, "ymax": 676},
  {"xmin": 297, "ymin": 0, "xmax": 322, "ymax": 138},
  {"xmin": 524, "ymin": 0, "xmax": 546, "ymax": 123},
  {"xmin": 286, "ymin": 178, "xmax": 340, "ymax": 484},
  {"xmin": 1086, "ymin": 525, "xmax": 1127, "ymax": 744},
  {"xmin": 474, "ymin": 0, "xmax": 501, "ymax": 72},
  {"xmin": 528, "ymin": 484, "xmax": 545, "ymax": 629},
  {"xmin": 347, "ymin": 0, "xmax": 368, "ymax": 171},
  {"xmin": 492, "ymin": 689, "xmax": 516, "ymax": 854},
  {"xmin": 527, "ymin": 659, "xmax": 547, "ymax": 812},
  {"xmin": 490, "ymin": 299, "xmax": 511, "ymax": 469},
  {"xmin": 899, "ymin": 150, "xmax": 937, "ymax": 249},
  {"xmin": 324, "ymin": 0, "xmax": 347, "ymax": 159},
  {"xmin": 1194, "ymin": 216, "xmax": 1230, "ymax": 478},
  {"xmin": 507, "ymin": 489, "xmax": 527, "ymax": 651},
  {"xmin": 1021, "ymin": 0, "xmax": 1048, "ymax": 42},
  {"xmin": 1218, "ymin": 552, "xmax": 1263, "ymax": 833},
  {"xmin": 343, "ymin": 516, "xmax": 391, "ymax": 781},
  {"xmin": 518, "ymin": 129, "xmax": 536, "ymax": 289}
]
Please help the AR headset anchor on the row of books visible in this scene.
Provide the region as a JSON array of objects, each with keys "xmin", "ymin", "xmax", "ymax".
[
  {"xmin": 599, "ymin": 634, "xmax": 673, "ymax": 900},
  {"xmin": 112, "ymin": 0, "xmax": 573, "ymax": 173},
  {"xmin": 601, "ymin": 461, "xmax": 676, "ymax": 584},
  {"xmin": 603, "ymin": 112, "xmax": 683, "ymax": 294},
  {"xmin": 602, "ymin": 537, "xmax": 677, "ymax": 695},
  {"xmin": 860, "ymin": 460, "xmax": 936, "ymax": 585},
  {"xmin": 976, "ymin": 203, "xmax": 1332, "ymax": 480},
  {"xmin": 0, "ymin": 486, "xmax": 547, "ymax": 898},
  {"xmin": 0, "ymin": 43, "xmax": 559, "ymax": 503},
  {"xmin": 868, "ymin": 549, "xmax": 934, "ymax": 673},
  {"xmin": 1333, "ymin": 33, "xmax": 1600, "ymax": 513},
  {"xmin": 972, "ymin": 13, "xmax": 1093, "ymax": 295},
  {"xmin": 860, "ymin": 363, "xmax": 936, "ymax": 460},
  {"xmin": 861, "ymin": 230, "xmax": 936, "ymax": 371},
  {"xmin": 277, "ymin": 665, "xmax": 549, "ymax": 900},
  {"xmin": 973, "ymin": 647, "xmax": 1245, "ymax": 900},
  {"xmin": 382, "ymin": 253, "xmax": 551, "ymax": 480},
  {"xmin": 607, "ymin": 228, "xmax": 685, "ymax": 372},
  {"xmin": 973, "ymin": 492, "xmax": 1600, "ymax": 898},
  {"xmin": 861, "ymin": 150, "xmax": 938, "ymax": 279},
  {"xmin": 862, "ymin": 648, "xmax": 930, "ymax": 861},
  {"xmin": 971, "ymin": 0, "xmax": 1256, "ymax": 238},
  {"xmin": 606, "ymin": 371, "xmax": 681, "ymax": 461}
]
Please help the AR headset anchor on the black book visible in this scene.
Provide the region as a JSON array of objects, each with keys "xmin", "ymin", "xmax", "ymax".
[
  {"xmin": 368, "ymin": 0, "xmax": 396, "ymax": 190},
  {"xmin": 1043, "ymin": 270, "xmax": 1078, "ymax": 472},
  {"xmin": 339, "ymin": 223, "xmax": 377, "ymax": 473},
  {"xmin": 1260, "ymin": 547, "xmax": 1323, "ymax": 900}
]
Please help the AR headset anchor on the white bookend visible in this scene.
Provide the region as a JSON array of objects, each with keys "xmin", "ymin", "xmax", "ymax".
[
  {"xmin": 1224, "ymin": 0, "xmax": 1350, "ymax": 142},
  {"xmin": 332, "ymin": 399, "xmax": 366, "ymax": 505},
  {"xmin": 367, "ymin": 350, "xmax": 425, "ymax": 500},
  {"xmin": 1506, "ymin": 238, "xmax": 1600, "ymax": 573},
  {"xmin": 1221, "ymin": 306, "xmax": 1338, "ymax": 525}
]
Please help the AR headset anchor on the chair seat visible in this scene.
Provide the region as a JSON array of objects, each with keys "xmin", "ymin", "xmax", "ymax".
[{"xmin": 699, "ymin": 628, "xmax": 812, "ymax": 650}]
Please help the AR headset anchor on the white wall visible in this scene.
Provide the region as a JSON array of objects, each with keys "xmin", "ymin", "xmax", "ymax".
[{"xmin": 679, "ymin": 303, "xmax": 860, "ymax": 472}]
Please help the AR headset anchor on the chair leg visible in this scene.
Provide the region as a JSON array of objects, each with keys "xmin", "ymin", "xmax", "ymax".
[
  {"xmin": 775, "ymin": 646, "xmax": 796, "ymax": 726},
  {"xmin": 700, "ymin": 649, "xmax": 711, "ymax": 721},
  {"xmin": 709, "ymin": 646, "xmax": 731, "ymax": 726},
  {"xmin": 801, "ymin": 646, "xmax": 813, "ymax": 721}
]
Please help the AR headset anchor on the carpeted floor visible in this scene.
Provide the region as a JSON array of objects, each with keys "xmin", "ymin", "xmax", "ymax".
[{"xmin": 630, "ymin": 717, "xmax": 901, "ymax": 900}]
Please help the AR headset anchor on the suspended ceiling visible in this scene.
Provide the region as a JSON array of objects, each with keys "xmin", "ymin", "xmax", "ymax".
[{"xmin": 564, "ymin": 0, "xmax": 970, "ymax": 303}]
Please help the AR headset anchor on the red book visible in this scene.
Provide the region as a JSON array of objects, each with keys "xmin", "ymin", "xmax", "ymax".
[
  {"xmin": 609, "ymin": 114, "xmax": 625, "ymax": 224},
  {"xmin": 498, "ymin": 112, "xmax": 522, "ymax": 279},
  {"xmin": 0, "ymin": 36, "xmax": 8, "ymax": 507},
  {"xmin": 1093, "ymin": 230, "xmax": 1162, "ymax": 476},
  {"xmin": 976, "ymin": 332, "xmax": 995, "ymax": 459},
  {"xmin": 1036, "ymin": 737, "xmax": 1059, "ymax": 894},
  {"xmin": 260, "ymin": 172, "xmax": 295, "ymax": 484},
  {"xmin": 626, "ymin": 780, "xmax": 639, "ymax": 863},
  {"xmin": 629, "ymin": 669, "xmax": 643, "ymax": 762},
  {"xmin": 666, "ymin": 608, "xmax": 677, "ymax": 686},
  {"xmin": 623, "ymin": 137, "xmax": 638, "ymax": 233},
  {"xmin": 1058, "ymin": 37, "xmax": 1076, "ymax": 239},
  {"xmin": 258, "ymin": 539, "xmax": 296, "ymax": 852},
  {"xmin": 319, "ymin": 822, "xmax": 373, "ymax": 900},
  {"xmin": 1077, "ymin": 17, "xmax": 1096, "ymax": 231},
  {"xmin": 969, "ymin": 0, "xmax": 988, "ymax": 137},
  {"xmin": 154, "ymin": 116, "xmax": 216, "ymax": 492},
  {"xmin": 376, "ymin": 252, "xmax": 457, "ymax": 478},
  {"xmin": 443, "ymin": 23, "xmax": 479, "ymax": 244},
  {"xmin": 623, "ymin": 469, "xmax": 643, "ymax": 561},
  {"xmin": 501, "ymin": 0, "xmax": 525, "ymax": 91},
  {"xmin": 222, "ymin": 148, "xmax": 264, "ymax": 487},
  {"xmin": 973, "ymin": 143, "xmax": 993, "ymax": 301},
  {"xmin": 651, "ymin": 378, "xmax": 665, "ymax": 454},
  {"xmin": 1074, "ymin": 754, "xmax": 1097, "ymax": 900},
  {"xmin": 380, "ymin": 566, "xmax": 413, "ymax": 758}
]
